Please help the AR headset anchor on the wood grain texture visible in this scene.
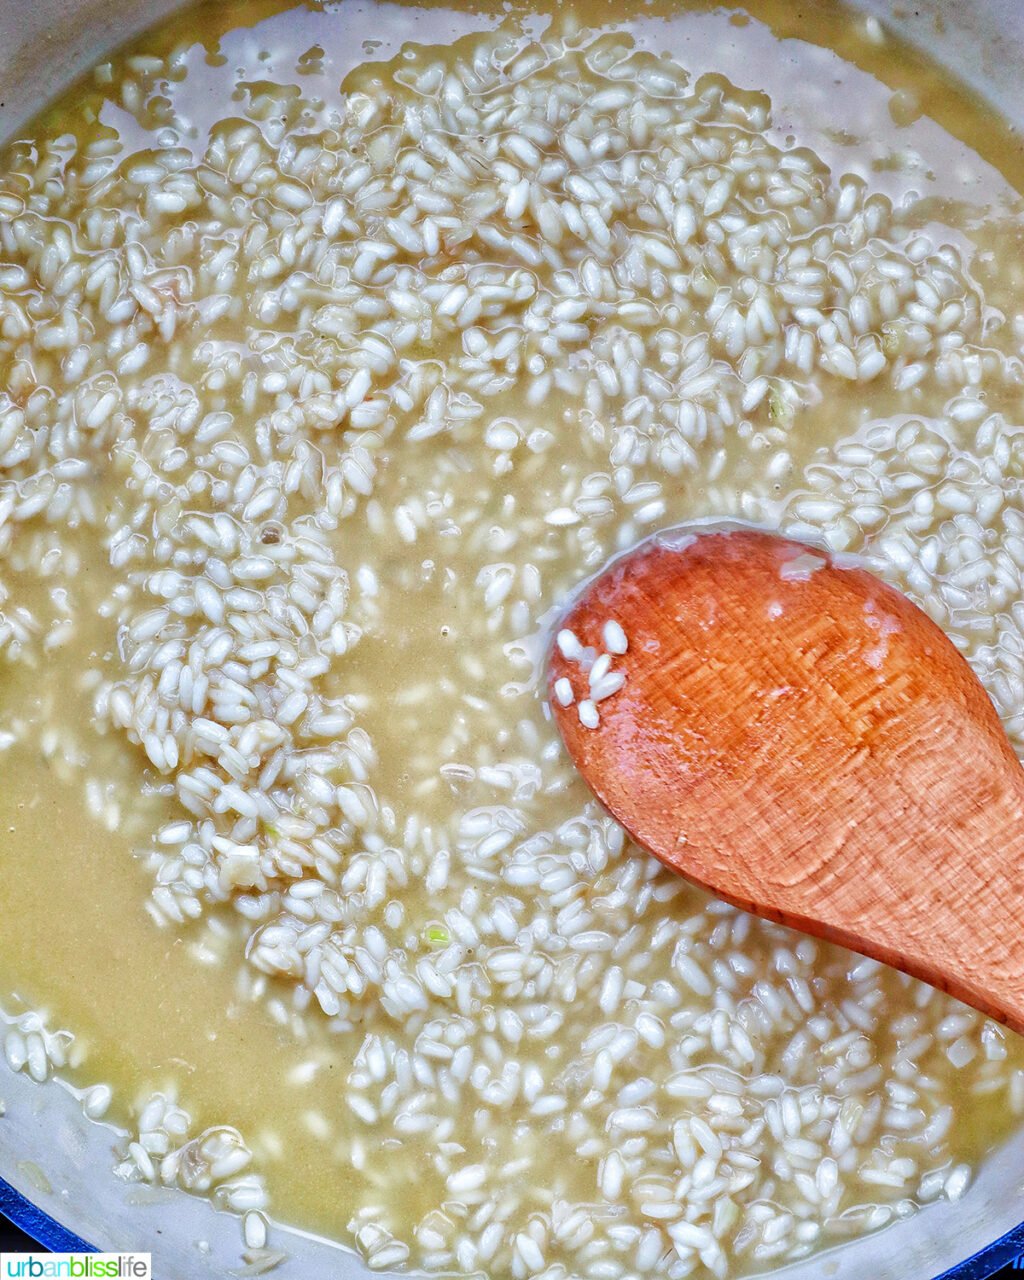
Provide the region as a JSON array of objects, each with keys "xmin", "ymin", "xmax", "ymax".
[{"xmin": 549, "ymin": 528, "xmax": 1024, "ymax": 1034}]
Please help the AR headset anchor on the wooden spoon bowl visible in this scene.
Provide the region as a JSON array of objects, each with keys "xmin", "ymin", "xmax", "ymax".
[{"xmin": 548, "ymin": 526, "xmax": 1024, "ymax": 1034}]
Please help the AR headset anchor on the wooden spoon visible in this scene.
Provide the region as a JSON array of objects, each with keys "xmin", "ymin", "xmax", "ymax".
[{"xmin": 548, "ymin": 525, "xmax": 1024, "ymax": 1034}]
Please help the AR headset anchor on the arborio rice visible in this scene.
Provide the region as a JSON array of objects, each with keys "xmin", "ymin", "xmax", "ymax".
[{"xmin": 2, "ymin": 5, "xmax": 1024, "ymax": 1277}]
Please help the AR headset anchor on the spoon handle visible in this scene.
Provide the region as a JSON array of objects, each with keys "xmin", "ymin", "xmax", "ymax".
[
  {"xmin": 843, "ymin": 770, "xmax": 1024, "ymax": 1035},
  {"xmin": 657, "ymin": 739, "xmax": 1024, "ymax": 1036}
]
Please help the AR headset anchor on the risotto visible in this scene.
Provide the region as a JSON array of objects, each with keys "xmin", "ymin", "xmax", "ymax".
[{"xmin": 2, "ymin": 0, "xmax": 1024, "ymax": 1276}]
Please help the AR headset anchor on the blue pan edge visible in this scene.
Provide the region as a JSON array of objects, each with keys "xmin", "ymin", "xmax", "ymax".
[
  {"xmin": 934, "ymin": 1220, "xmax": 1024, "ymax": 1280},
  {"xmin": 1, "ymin": 1176, "xmax": 1023, "ymax": 1274},
  {"xmin": 0, "ymin": 1174, "xmax": 94, "ymax": 1254}
]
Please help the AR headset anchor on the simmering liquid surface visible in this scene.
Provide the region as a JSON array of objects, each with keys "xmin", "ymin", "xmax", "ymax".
[{"xmin": 2, "ymin": 1, "xmax": 1024, "ymax": 1274}]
